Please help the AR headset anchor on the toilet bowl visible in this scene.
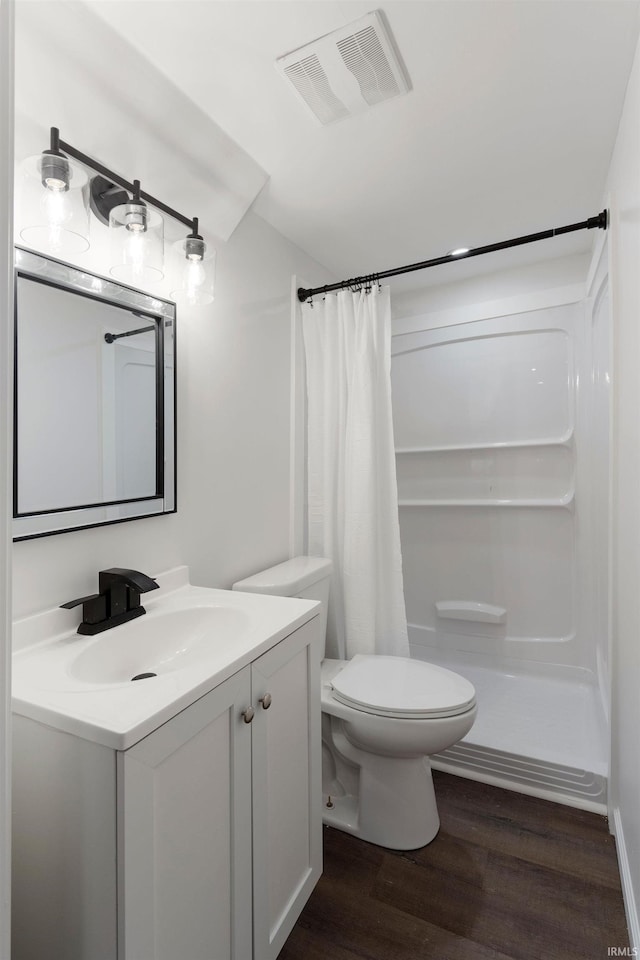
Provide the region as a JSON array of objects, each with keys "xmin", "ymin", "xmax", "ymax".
[{"xmin": 232, "ymin": 557, "xmax": 476, "ymax": 850}]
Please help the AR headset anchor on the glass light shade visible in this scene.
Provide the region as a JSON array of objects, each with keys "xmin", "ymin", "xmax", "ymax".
[
  {"xmin": 170, "ymin": 237, "xmax": 215, "ymax": 306},
  {"xmin": 109, "ymin": 203, "xmax": 164, "ymax": 285},
  {"xmin": 19, "ymin": 154, "xmax": 90, "ymax": 257}
]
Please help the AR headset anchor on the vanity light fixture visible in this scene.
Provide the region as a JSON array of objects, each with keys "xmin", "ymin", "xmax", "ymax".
[{"xmin": 19, "ymin": 127, "xmax": 215, "ymax": 302}]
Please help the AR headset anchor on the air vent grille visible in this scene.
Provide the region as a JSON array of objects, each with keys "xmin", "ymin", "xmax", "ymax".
[
  {"xmin": 337, "ymin": 26, "xmax": 400, "ymax": 106},
  {"xmin": 284, "ymin": 55, "xmax": 349, "ymax": 125},
  {"xmin": 276, "ymin": 10, "xmax": 409, "ymax": 125}
]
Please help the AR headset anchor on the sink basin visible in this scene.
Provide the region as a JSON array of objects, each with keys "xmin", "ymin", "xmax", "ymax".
[{"xmin": 69, "ymin": 605, "xmax": 250, "ymax": 684}]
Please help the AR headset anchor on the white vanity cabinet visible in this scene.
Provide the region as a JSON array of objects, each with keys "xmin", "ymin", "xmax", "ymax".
[{"xmin": 12, "ymin": 616, "xmax": 322, "ymax": 960}]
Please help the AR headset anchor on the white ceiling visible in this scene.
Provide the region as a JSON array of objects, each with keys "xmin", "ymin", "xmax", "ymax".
[{"xmin": 90, "ymin": 0, "xmax": 640, "ymax": 286}]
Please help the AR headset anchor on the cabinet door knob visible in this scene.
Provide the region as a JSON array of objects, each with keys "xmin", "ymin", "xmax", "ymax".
[
  {"xmin": 242, "ymin": 707, "xmax": 255, "ymax": 724},
  {"xmin": 259, "ymin": 693, "xmax": 272, "ymax": 710}
]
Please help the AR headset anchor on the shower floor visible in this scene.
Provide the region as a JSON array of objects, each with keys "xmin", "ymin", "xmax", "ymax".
[{"xmin": 411, "ymin": 647, "xmax": 609, "ymax": 812}]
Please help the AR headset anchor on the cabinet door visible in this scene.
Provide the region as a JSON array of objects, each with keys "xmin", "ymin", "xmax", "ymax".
[
  {"xmin": 251, "ymin": 619, "xmax": 322, "ymax": 960},
  {"xmin": 118, "ymin": 669, "xmax": 253, "ymax": 960}
]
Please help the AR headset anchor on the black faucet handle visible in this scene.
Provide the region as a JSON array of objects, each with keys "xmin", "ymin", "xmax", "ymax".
[{"xmin": 60, "ymin": 593, "xmax": 107, "ymax": 626}]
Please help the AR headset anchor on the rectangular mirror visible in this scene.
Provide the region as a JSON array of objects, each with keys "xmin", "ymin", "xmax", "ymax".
[{"xmin": 13, "ymin": 248, "xmax": 176, "ymax": 540}]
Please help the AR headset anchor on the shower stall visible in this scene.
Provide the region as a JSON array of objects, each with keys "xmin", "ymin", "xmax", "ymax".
[{"xmin": 390, "ymin": 251, "xmax": 610, "ymax": 812}]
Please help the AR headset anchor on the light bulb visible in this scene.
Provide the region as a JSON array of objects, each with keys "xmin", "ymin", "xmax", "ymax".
[
  {"xmin": 40, "ymin": 183, "xmax": 73, "ymax": 251},
  {"xmin": 184, "ymin": 258, "xmax": 207, "ymax": 303},
  {"xmin": 124, "ymin": 230, "xmax": 147, "ymax": 281}
]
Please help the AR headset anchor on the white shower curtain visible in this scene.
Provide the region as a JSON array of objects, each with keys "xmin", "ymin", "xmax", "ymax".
[{"xmin": 302, "ymin": 285, "xmax": 409, "ymax": 660}]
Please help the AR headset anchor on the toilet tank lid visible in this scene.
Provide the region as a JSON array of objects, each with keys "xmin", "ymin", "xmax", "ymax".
[{"xmin": 232, "ymin": 556, "xmax": 332, "ymax": 596}]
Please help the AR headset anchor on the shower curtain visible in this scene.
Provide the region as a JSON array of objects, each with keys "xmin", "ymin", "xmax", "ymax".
[{"xmin": 301, "ymin": 285, "xmax": 409, "ymax": 660}]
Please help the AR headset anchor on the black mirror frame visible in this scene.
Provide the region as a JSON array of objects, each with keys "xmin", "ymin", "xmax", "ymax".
[{"xmin": 13, "ymin": 247, "xmax": 176, "ymax": 541}]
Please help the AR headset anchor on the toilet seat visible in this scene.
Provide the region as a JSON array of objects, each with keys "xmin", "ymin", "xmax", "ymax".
[{"xmin": 330, "ymin": 655, "xmax": 476, "ymax": 719}]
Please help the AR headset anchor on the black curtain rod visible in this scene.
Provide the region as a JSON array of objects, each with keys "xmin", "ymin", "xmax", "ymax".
[
  {"xmin": 104, "ymin": 324, "xmax": 155, "ymax": 344},
  {"xmin": 104, "ymin": 318, "xmax": 174, "ymax": 344},
  {"xmin": 297, "ymin": 209, "xmax": 608, "ymax": 303}
]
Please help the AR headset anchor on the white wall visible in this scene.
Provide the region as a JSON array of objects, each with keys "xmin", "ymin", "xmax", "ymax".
[
  {"xmin": 0, "ymin": 0, "xmax": 13, "ymax": 951},
  {"xmin": 607, "ymin": 26, "xmax": 640, "ymax": 949},
  {"xmin": 179, "ymin": 209, "xmax": 333, "ymax": 591}
]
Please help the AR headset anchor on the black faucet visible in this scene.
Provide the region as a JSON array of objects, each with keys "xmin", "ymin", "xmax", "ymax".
[{"xmin": 61, "ymin": 567, "xmax": 159, "ymax": 635}]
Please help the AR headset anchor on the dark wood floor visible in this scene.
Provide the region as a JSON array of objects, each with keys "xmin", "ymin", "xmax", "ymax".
[{"xmin": 280, "ymin": 771, "xmax": 629, "ymax": 960}]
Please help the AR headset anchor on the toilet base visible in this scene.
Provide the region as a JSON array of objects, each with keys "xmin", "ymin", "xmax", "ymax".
[{"xmin": 322, "ymin": 730, "xmax": 440, "ymax": 849}]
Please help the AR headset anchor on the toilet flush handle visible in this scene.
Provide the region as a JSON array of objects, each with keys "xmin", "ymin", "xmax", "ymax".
[{"xmin": 259, "ymin": 693, "xmax": 272, "ymax": 710}]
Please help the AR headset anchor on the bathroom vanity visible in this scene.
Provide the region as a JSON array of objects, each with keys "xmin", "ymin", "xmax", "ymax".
[{"xmin": 11, "ymin": 569, "xmax": 322, "ymax": 960}]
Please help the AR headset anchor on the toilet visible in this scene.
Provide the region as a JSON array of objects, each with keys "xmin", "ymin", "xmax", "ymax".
[{"xmin": 232, "ymin": 556, "xmax": 477, "ymax": 850}]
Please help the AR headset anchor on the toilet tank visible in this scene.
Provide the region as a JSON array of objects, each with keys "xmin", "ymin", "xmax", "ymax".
[{"xmin": 232, "ymin": 557, "xmax": 332, "ymax": 656}]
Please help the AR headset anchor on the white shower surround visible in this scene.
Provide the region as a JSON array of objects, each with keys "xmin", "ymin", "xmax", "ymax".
[{"xmin": 390, "ymin": 257, "xmax": 610, "ymax": 812}]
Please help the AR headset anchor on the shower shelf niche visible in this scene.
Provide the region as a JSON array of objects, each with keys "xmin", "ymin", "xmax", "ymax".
[{"xmin": 395, "ymin": 440, "xmax": 574, "ymax": 506}]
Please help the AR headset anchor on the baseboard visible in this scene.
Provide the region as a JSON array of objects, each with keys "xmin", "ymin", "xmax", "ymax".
[{"xmin": 612, "ymin": 806, "xmax": 640, "ymax": 952}]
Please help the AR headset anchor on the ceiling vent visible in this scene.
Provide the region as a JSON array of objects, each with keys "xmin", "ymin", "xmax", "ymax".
[{"xmin": 276, "ymin": 11, "xmax": 410, "ymax": 125}]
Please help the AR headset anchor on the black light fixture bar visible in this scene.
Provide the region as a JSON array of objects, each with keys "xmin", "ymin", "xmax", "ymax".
[
  {"xmin": 52, "ymin": 127, "xmax": 196, "ymax": 232},
  {"xmin": 297, "ymin": 210, "xmax": 609, "ymax": 303}
]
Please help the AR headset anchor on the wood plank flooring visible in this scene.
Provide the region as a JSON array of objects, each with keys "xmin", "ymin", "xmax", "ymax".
[{"xmin": 280, "ymin": 771, "xmax": 629, "ymax": 960}]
